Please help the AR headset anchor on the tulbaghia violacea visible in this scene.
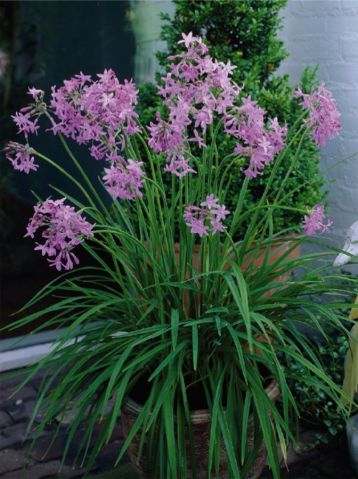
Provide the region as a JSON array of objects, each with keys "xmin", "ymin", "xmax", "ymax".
[{"xmin": 3, "ymin": 33, "xmax": 352, "ymax": 479}]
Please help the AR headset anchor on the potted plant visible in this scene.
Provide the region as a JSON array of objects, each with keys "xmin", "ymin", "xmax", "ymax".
[
  {"xmin": 3, "ymin": 34, "xmax": 356, "ymax": 479},
  {"xmin": 138, "ymin": 0, "xmax": 325, "ymax": 241}
]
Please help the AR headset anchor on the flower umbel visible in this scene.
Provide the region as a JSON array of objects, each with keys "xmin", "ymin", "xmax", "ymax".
[
  {"xmin": 184, "ymin": 195, "xmax": 230, "ymax": 236},
  {"xmin": 25, "ymin": 199, "xmax": 94, "ymax": 271},
  {"xmin": 103, "ymin": 158, "xmax": 145, "ymax": 201},
  {"xmin": 50, "ymin": 70, "xmax": 139, "ymax": 158},
  {"xmin": 296, "ymin": 85, "xmax": 341, "ymax": 147},
  {"xmin": 4, "ymin": 142, "xmax": 38, "ymax": 174},
  {"xmin": 303, "ymin": 204, "xmax": 332, "ymax": 236},
  {"xmin": 148, "ymin": 32, "xmax": 240, "ymax": 177},
  {"xmin": 225, "ymin": 97, "xmax": 287, "ymax": 178}
]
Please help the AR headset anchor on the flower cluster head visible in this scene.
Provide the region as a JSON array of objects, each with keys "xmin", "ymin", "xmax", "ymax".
[
  {"xmin": 148, "ymin": 32, "xmax": 240, "ymax": 177},
  {"xmin": 225, "ymin": 98, "xmax": 287, "ymax": 178},
  {"xmin": 4, "ymin": 87, "xmax": 44, "ymax": 173},
  {"xmin": 303, "ymin": 204, "xmax": 332, "ymax": 236},
  {"xmin": 103, "ymin": 157, "xmax": 145, "ymax": 201},
  {"xmin": 50, "ymin": 70, "xmax": 139, "ymax": 159},
  {"xmin": 4, "ymin": 142, "xmax": 38, "ymax": 174},
  {"xmin": 26, "ymin": 198, "xmax": 94, "ymax": 271},
  {"xmin": 295, "ymin": 85, "xmax": 341, "ymax": 147},
  {"xmin": 184, "ymin": 195, "xmax": 230, "ymax": 236},
  {"xmin": 5, "ymin": 71, "xmax": 144, "ymax": 202},
  {"xmin": 11, "ymin": 87, "xmax": 46, "ymax": 138}
]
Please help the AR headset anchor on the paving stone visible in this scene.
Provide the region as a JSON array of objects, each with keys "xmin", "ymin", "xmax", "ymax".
[
  {"xmin": 0, "ymin": 385, "xmax": 37, "ymax": 406},
  {"xmin": 88, "ymin": 463, "xmax": 137, "ymax": 478},
  {"xmin": 0, "ymin": 421, "xmax": 46, "ymax": 450},
  {"xmin": 0, "ymin": 460, "xmax": 85, "ymax": 479},
  {"xmin": 95, "ymin": 439, "xmax": 124, "ymax": 468},
  {"xmin": 0, "ymin": 422, "xmax": 28, "ymax": 450},
  {"xmin": 0, "ymin": 448, "xmax": 29, "ymax": 474},
  {"xmin": 284, "ymin": 430, "xmax": 321, "ymax": 466},
  {"xmin": 92, "ymin": 420, "xmax": 123, "ymax": 442},
  {"xmin": 67, "ymin": 421, "xmax": 123, "ymax": 458},
  {"xmin": 0, "ymin": 411, "xmax": 13, "ymax": 428},
  {"xmin": 6, "ymin": 399, "xmax": 37, "ymax": 422},
  {"xmin": 30, "ymin": 432, "xmax": 67, "ymax": 462},
  {"xmin": 0, "ymin": 374, "xmax": 28, "ymax": 391},
  {"xmin": 31, "ymin": 369, "xmax": 59, "ymax": 392}
]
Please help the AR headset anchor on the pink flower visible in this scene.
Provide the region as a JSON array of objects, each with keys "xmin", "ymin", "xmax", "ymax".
[
  {"xmin": 148, "ymin": 112, "xmax": 185, "ymax": 154},
  {"xmin": 225, "ymin": 97, "xmax": 287, "ymax": 178},
  {"xmin": 165, "ymin": 154, "xmax": 196, "ymax": 178},
  {"xmin": 178, "ymin": 32, "xmax": 208, "ymax": 54},
  {"xmin": 7, "ymin": 90, "xmax": 47, "ymax": 172},
  {"xmin": 184, "ymin": 195, "xmax": 230, "ymax": 236},
  {"xmin": 12, "ymin": 111, "xmax": 39, "ymax": 137},
  {"xmin": 148, "ymin": 33, "xmax": 240, "ymax": 176},
  {"xmin": 50, "ymin": 70, "xmax": 139, "ymax": 158},
  {"xmin": 28, "ymin": 87, "xmax": 45, "ymax": 100},
  {"xmin": 295, "ymin": 85, "xmax": 341, "ymax": 147},
  {"xmin": 303, "ymin": 204, "xmax": 332, "ymax": 236},
  {"xmin": 25, "ymin": 198, "xmax": 94, "ymax": 271},
  {"xmin": 4, "ymin": 142, "xmax": 38, "ymax": 174},
  {"xmin": 103, "ymin": 159, "xmax": 145, "ymax": 201}
]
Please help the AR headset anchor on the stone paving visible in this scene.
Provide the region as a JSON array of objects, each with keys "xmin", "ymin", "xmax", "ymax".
[
  {"xmin": 0, "ymin": 370, "xmax": 128, "ymax": 478},
  {"xmin": 0, "ymin": 369, "xmax": 356, "ymax": 478}
]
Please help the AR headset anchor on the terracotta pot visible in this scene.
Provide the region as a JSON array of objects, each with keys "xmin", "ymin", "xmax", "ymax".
[
  {"xmin": 174, "ymin": 238, "xmax": 300, "ymax": 274},
  {"xmin": 174, "ymin": 238, "xmax": 300, "ymax": 309},
  {"xmin": 121, "ymin": 380, "xmax": 280, "ymax": 479},
  {"xmin": 241, "ymin": 238, "xmax": 300, "ymax": 284}
]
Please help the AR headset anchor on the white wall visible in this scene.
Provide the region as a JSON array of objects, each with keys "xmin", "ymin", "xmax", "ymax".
[
  {"xmin": 277, "ymin": 0, "xmax": 358, "ymax": 255},
  {"xmin": 129, "ymin": 0, "xmax": 174, "ymax": 84}
]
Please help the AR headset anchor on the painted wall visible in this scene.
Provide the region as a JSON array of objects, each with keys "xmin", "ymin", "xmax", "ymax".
[
  {"xmin": 277, "ymin": 0, "xmax": 358, "ymax": 263},
  {"xmin": 129, "ymin": 0, "xmax": 174, "ymax": 84}
]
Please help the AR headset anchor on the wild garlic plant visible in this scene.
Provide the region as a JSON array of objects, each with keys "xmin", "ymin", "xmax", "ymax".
[{"xmin": 3, "ymin": 33, "xmax": 355, "ymax": 478}]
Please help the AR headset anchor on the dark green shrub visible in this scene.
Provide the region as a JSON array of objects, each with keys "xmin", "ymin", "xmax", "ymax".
[
  {"xmin": 139, "ymin": 0, "xmax": 326, "ymax": 236},
  {"xmin": 286, "ymin": 334, "xmax": 349, "ymax": 437}
]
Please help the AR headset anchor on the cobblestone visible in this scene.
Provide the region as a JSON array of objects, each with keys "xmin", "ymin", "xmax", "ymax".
[
  {"xmin": 0, "ymin": 422, "xmax": 34, "ymax": 450},
  {"xmin": 30, "ymin": 433, "xmax": 68, "ymax": 462},
  {"xmin": 6, "ymin": 399, "xmax": 36, "ymax": 422},
  {"xmin": 0, "ymin": 460, "xmax": 85, "ymax": 479},
  {"xmin": 0, "ymin": 412, "xmax": 12, "ymax": 428},
  {"xmin": 0, "ymin": 385, "xmax": 37, "ymax": 405},
  {"xmin": 0, "ymin": 370, "xmax": 127, "ymax": 478},
  {"xmin": 0, "ymin": 449, "xmax": 29, "ymax": 475}
]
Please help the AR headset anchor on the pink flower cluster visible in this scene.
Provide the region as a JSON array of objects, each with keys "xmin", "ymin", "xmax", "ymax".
[
  {"xmin": 184, "ymin": 194, "xmax": 230, "ymax": 236},
  {"xmin": 225, "ymin": 98, "xmax": 287, "ymax": 178},
  {"xmin": 10, "ymin": 87, "xmax": 45, "ymax": 138},
  {"xmin": 103, "ymin": 157, "xmax": 145, "ymax": 201},
  {"xmin": 295, "ymin": 85, "xmax": 341, "ymax": 147},
  {"xmin": 50, "ymin": 70, "xmax": 139, "ymax": 159},
  {"xmin": 148, "ymin": 33, "xmax": 240, "ymax": 177},
  {"xmin": 5, "ymin": 72, "xmax": 145, "ymax": 201},
  {"xmin": 4, "ymin": 88, "xmax": 46, "ymax": 173},
  {"xmin": 4, "ymin": 142, "xmax": 38, "ymax": 174},
  {"xmin": 303, "ymin": 204, "xmax": 332, "ymax": 236},
  {"xmin": 25, "ymin": 198, "xmax": 94, "ymax": 271}
]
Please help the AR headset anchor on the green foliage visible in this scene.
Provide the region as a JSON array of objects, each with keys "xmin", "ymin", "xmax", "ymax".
[
  {"xmin": 139, "ymin": 0, "xmax": 325, "ymax": 236},
  {"xmin": 157, "ymin": 0, "xmax": 288, "ymax": 88},
  {"xmin": 3, "ymin": 118, "xmax": 356, "ymax": 477},
  {"xmin": 286, "ymin": 334, "xmax": 349, "ymax": 437},
  {"xmin": 1, "ymin": 8, "xmax": 354, "ymax": 474}
]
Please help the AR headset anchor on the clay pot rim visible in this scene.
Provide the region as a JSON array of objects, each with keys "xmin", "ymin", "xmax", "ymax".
[{"xmin": 123, "ymin": 379, "xmax": 280, "ymax": 424}]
